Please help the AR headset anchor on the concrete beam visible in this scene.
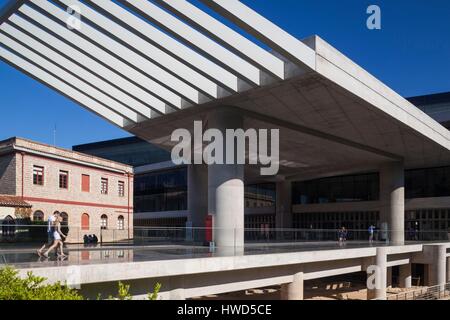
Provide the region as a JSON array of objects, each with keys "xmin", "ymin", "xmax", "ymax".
[
  {"xmin": 56, "ymin": 0, "xmax": 214, "ymax": 102},
  {"xmin": 155, "ymin": 0, "xmax": 285, "ymax": 80},
  {"xmin": 122, "ymin": 0, "xmax": 262, "ymax": 86},
  {"xmin": 16, "ymin": 6, "xmax": 171, "ymax": 114},
  {"xmin": 0, "ymin": 32, "xmax": 143, "ymax": 123},
  {"xmin": 0, "ymin": 46, "xmax": 130, "ymax": 128},
  {"xmin": 200, "ymin": 0, "xmax": 316, "ymax": 71},
  {"xmin": 30, "ymin": 0, "xmax": 190, "ymax": 108},
  {"xmin": 1, "ymin": 23, "xmax": 153, "ymax": 120}
]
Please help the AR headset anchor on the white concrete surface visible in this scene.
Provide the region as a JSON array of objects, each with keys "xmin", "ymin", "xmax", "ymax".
[
  {"xmin": 207, "ymin": 108, "xmax": 245, "ymax": 251},
  {"xmin": 380, "ymin": 162, "xmax": 405, "ymax": 244},
  {"xmin": 280, "ymin": 271, "xmax": 304, "ymax": 300},
  {"xmin": 375, "ymin": 247, "xmax": 387, "ymax": 300},
  {"xmin": 430, "ymin": 245, "xmax": 447, "ymax": 286},
  {"xmin": 13, "ymin": 243, "xmax": 450, "ymax": 300}
]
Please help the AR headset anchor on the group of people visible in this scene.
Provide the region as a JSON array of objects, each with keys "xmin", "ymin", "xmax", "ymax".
[
  {"xmin": 337, "ymin": 225, "xmax": 378, "ymax": 243},
  {"xmin": 37, "ymin": 212, "xmax": 67, "ymax": 258},
  {"xmin": 83, "ymin": 234, "xmax": 99, "ymax": 246}
]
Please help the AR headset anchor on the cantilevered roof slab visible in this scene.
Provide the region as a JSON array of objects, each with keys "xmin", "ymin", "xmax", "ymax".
[{"xmin": 1, "ymin": 0, "xmax": 450, "ymax": 179}]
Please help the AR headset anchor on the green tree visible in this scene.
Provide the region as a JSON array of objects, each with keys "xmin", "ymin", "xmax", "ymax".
[{"xmin": 0, "ymin": 266, "xmax": 83, "ymax": 300}]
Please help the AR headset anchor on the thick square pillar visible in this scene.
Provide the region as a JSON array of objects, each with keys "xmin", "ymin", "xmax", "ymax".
[{"xmin": 380, "ymin": 162, "xmax": 405, "ymax": 244}]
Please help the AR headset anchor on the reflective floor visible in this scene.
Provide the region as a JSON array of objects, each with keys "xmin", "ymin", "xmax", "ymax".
[{"xmin": 0, "ymin": 240, "xmax": 428, "ymax": 269}]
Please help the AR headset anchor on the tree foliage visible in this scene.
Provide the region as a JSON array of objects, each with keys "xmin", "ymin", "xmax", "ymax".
[
  {"xmin": 0, "ymin": 267, "xmax": 83, "ymax": 300},
  {"xmin": 0, "ymin": 267, "xmax": 161, "ymax": 300}
]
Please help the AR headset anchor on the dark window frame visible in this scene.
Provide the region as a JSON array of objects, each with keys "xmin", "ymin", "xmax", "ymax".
[
  {"xmin": 33, "ymin": 165, "xmax": 44, "ymax": 186},
  {"xmin": 101, "ymin": 178, "xmax": 109, "ymax": 195},
  {"xmin": 59, "ymin": 170, "xmax": 69, "ymax": 189},
  {"xmin": 118, "ymin": 181, "xmax": 125, "ymax": 197}
]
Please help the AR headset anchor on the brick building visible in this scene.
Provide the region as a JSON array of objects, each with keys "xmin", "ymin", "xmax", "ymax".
[{"xmin": 0, "ymin": 137, "xmax": 133, "ymax": 243}]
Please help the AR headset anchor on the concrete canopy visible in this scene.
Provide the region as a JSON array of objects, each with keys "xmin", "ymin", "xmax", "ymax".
[{"xmin": 1, "ymin": 0, "xmax": 450, "ymax": 181}]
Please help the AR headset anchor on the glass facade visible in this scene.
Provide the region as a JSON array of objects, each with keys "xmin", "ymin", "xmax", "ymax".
[
  {"xmin": 405, "ymin": 209, "xmax": 450, "ymax": 241},
  {"xmin": 245, "ymin": 214, "xmax": 276, "ymax": 241},
  {"xmin": 245, "ymin": 183, "xmax": 276, "ymax": 208},
  {"xmin": 134, "ymin": 168, "xmax": 187, "ymax": 213},
  {"xmin": 292, "ymin": 173, "xmax": 379, "ymax": 205},
  {"xmin": 293, "ymin": 211, "xmax": 380, "ymax": 240},
  {"xmin": 291, "ymin": 167, "xmax": 450, "ymax": 205},
  {"xmin": 405, "ymin": 166, "xmax": 450, "ymax": 199}
]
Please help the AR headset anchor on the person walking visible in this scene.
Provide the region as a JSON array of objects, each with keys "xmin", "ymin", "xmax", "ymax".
[
  {"xmin": 37, "ymin": 212, "xmax": 57, "ymax": 256},
  {"xmin": 368, "ymin": 225, "xmax": 376, "ymax": 243},
  {"xmin": 338, "ymin": 227, "xmax": 348, "ymax": 244},
  {"xmin": 42, "ymin": 214, "xmax": 67, "ymax": 258}
]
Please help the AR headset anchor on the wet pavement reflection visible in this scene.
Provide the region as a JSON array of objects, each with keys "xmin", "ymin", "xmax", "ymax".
[{"xmin": 0, "ymin": 241, "xmax": 420, "ymax": 269}]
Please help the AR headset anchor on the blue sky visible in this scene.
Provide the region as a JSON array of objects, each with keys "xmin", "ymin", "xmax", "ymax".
[{"xmin": 0, "ymin": 0, "xmax": 449, "ymax": 149}]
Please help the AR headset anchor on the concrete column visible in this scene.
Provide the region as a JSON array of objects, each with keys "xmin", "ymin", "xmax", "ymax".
[
  {"xmin": 281, "ymin": 272, "xmax": 304, "ymax": 300},
  {"xmin": 429, "ymin": 245, "xmax": 447, "ymax": 287},
  {"xmin": 188, "ymin": 164, "xmax": 208, "ymax": 243},
  {"xmin": 367, "ymin": 247, "xmax": 387, "ymax": 300},
  {"xmin": 276, "ymin": 181, "xmax": 292, "ymax": 240},
  {"xmin": 207, "ymin": 108, "xmax": 244, "ymax": 254},
  {"xmin": 380, "ymin": 162, "xmax": 405, "ymax": 244},
  {"xmin": 399, "ymin": 263, "xmax": 412, "ymax": 288}
]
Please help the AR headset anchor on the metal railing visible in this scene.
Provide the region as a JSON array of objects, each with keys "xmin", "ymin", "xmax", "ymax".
[
  {"xmin": 386, "ymin": 283, "xmax": 450, "ymax": 300},
  {"xmin": 1, "ymin": 225, "xmax": 450, "ymax": 246},
  {"xmin": 1, "ymin": 224, "xmax": 450, "ymax": 267}
]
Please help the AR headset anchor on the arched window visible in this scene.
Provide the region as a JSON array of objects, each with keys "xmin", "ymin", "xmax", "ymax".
[
  {"xmin": 2, "ymin": 216, "xmax": 15, "ymax": 237},
  {"xmin": 117, "ymin": 216, "xmax": 125, "ymax": 230},
  {"xmin": 101, "ymin": 214, "xmax": 108, "ymax": 230},
  {"xmin": 81, "ymin": 213, "xmax": 90, "ymax": 230},
  {"xmin": 33, "ymin": 211, "xmax": 44, "ymax": 222}
]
